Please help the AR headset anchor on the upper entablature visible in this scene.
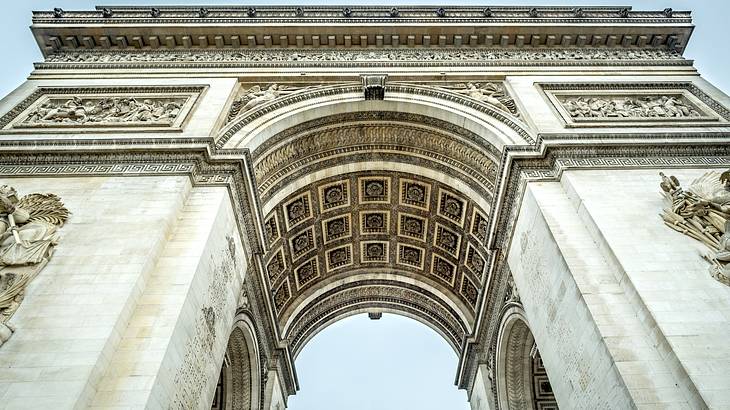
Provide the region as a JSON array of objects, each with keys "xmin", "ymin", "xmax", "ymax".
[{"xmin": 31, "ymin": 5, "xmax": 693, "ymax": 57}]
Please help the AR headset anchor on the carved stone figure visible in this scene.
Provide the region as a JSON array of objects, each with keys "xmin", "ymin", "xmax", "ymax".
[
  {"xmin": 441, "ymin": 82, "xmax": 519, "ymax": 116},
  {"xmin": 505, "ymin": 275, "xmax": 521, "ymax": 304},
  {"xmin": 22, "ymin": 96, "xmax": 184, "ymax": 126},
  {"xmin": 226, "ymin": 84, "xmax": 311, "ymax": 123},
  {"xmin": 0, "ymin": 185, "xmax": 69, "ymax": 346},
  {"xmin": 659, "ymin": 170, "xmax": 730, "ymax": 285},
  {"xmin": 562, "ymin": 95, "xmax": 702, "ymax": 119}
]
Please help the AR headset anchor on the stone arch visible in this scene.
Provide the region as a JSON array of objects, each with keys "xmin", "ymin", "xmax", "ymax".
[
  {"xmin": 495, "ymin": 306, "xmax": 557, "ymax": 410},
  {"xmin": 283, "ymin": 276, "xmax": 469, "ymax": 357},
  {"xmin": 227, "ymin": 89, "xmax": 525, "ymax": 402},
  {"xmin": 215, "ymin": 314, "xmax": 261, "ymax": 410},
  {"xmin": 217, "ymin": 82, "xmax": 533, "ymax": 150}
]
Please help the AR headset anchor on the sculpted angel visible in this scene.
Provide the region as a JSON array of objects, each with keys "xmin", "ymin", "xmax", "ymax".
[
  {"xmin": 0, "ymin": 185, "xmax": 68, "ymax": 347},
  {"xmin": 659, "ymin": 170, "xmax": 730, "ymax": 285},
  {"xmin": 226, "ymin": 83, "xmax": 312, "ymax": 123},
  {"xmin": 443, "ymin": 82, "xmax": 519, "ymax": 116}
]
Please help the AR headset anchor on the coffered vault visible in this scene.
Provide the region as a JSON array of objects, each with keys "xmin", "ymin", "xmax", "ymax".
[{"xmin": 0, "ymin": 4, "xmax": 728, "ymax": 410}]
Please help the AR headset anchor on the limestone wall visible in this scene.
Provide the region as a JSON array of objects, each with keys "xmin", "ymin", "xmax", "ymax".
[
  {"xmin": 468, "ymin": 364, "xmax": 493, "ymax": 410},
  {"xmin": 0, "ymin": 176, "xmax": 191, "ymax": 408},
  {"xmin": 509, "ymin": 168, "xmax": 730, "ymax": 408},
  {"xmin": 90, "ymin": 185, "xmax": 247, "ymax": 408}
]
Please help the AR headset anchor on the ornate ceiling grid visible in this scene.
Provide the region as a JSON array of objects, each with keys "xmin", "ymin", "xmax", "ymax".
[
  {"xmin": 251, "ymin": 111, "xmax": 502, "ymax": 205},
  {"xmin": 263, "ymin": 171, "xmax": 490, "ymax": 327}
]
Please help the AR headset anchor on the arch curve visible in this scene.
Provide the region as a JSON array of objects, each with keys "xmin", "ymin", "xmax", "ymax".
[
  {"xmin": 218, "ymin": 82, "xmax": 533, "ymax": 151},
  {"xmin": 285, "ymin": 278, "xmax": 470, "ymax": 357},
  {"xmin": 216, "ymin": 314, "xmax": 262, "ymax": 410},
  {"xmin": 495, "ymin": 306, "xmax": 557, "ymax": 410},
  {"xmin": 228, "ymin": 83, "xmax": 529, "ymax": 405}
]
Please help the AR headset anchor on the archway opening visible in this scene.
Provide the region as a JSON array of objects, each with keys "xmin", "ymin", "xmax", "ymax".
[
  {"xmin": 239, "ymin": 106, "xmax": 517, "ymax": 407},
  {"xmin": 287, "ymin": 313, "xmax": 469, "ymax": 410},
  {"xmin": 211, "ymin": 318, "xmax": 261, "ymax": 410},
  {"xmin": 496, "ymin": 310, "xmax": 558, "ymax": 410}
]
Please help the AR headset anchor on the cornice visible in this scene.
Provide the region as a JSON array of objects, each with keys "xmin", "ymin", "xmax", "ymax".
[
  {"xmin": 31, "ymin": 6, "xmax": 692, "ymax": 57},
  {"xmin": 34, "ymin": 6, "xmax": 692, "ymax": 24}
]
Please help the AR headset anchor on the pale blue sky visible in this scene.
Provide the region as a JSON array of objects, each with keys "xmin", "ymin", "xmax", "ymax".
[{"xmin": 1, "ymin": 2, "xmax": 726, "ymax": 409}]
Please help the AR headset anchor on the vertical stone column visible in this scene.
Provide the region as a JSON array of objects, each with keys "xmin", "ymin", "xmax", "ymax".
[
  {"xmin": 91, "ymin": 186, "xmax": 247, "ymax": 408},
  {"xmin": 468, "ymin": 364, "xmax": 494, "ymax": 410},
  {"xmin": 507, "ymin": 168, "xmax": 719, "ymax": 408},
  {"xmin": 0, "ymin": 176, "xmax": 191, "ymax": 408}
]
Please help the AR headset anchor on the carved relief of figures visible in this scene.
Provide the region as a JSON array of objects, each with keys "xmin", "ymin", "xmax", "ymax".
[
  {"xmin": 0, "ymin": 185, "xmax": 69, "ymax": 346},
  {"xmin": 659, "ymin": 170, "xmax": 730, "ymax": 285},
  {"xmin": 440, "ymin": 82, "xmax": 520, "ymax": 117},
  {"xmin": 44, "ymin": 48, "xmax": 683, "ymax": 65},
  {"xmin": 562, "ymin": 95, "xmax": 702, "ymax": 119},
  {"xmin": 226, "ymin": 84, "xmax": 311, "ymax": 123},
  {"xmin": 21, "ymin": 96, "xmax": 184, "ymax": 126}
]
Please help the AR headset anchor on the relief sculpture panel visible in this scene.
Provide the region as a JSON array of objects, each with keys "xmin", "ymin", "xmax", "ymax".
[
  {"xmin": 0, "ymin": 86, "xmax": 204, "ymax": 132},
  {"xmin": 542, "ymin": 82, "xmax": 728, "ymax": 127}
]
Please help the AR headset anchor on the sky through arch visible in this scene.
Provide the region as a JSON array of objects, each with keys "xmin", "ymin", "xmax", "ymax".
[{"xmin": 288, "ymin": 313, "xmax": 470, "ymax": 410}]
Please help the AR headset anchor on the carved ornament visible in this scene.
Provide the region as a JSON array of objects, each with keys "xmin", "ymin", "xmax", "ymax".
[
  {"xmin": 0, "ymin": 185, "xmax": 69, "ymax": 347},
  {"xmin": 660, "ymin": 170, "xmax": 730, "ymax": 285},
  {"xmin": 37, "ymin": 49, "xmax": 688, "ymax": 71},
  {"xmin": 0, "ymin": 86, "xmax": 204, "ymax": 132},
  {"xmin": 542, "ymin": 82, "xmax": 730, "ymax": 128}
]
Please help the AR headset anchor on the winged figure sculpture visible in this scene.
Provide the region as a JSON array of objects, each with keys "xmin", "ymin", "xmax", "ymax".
[
  {"xmin": 0, "ymin": 185, "xmax": 69, "ymax": 346},
  {"xmin": 660, "ymin": 170, "xmax": 730, "ymax": 286}
]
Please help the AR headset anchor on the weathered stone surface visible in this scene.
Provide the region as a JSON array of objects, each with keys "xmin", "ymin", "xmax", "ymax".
[{"xmin": 0, "ymin": 4, "xmax": 729, "ymax": 410}]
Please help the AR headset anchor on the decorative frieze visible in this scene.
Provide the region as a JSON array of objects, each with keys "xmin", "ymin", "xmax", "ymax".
[
  {"xmin": 542, "ymin": 82, "xmax": 729, "ymax": 127},
  {"xmin": 37, "ymin": 48, "xmax": 688, "ymax": 70},
  {"xmin": 0, "ymin": 86, "xmax": 203, "ymax": 132}
]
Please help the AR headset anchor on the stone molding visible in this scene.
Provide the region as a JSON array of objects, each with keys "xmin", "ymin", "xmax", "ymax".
[
  {"xmin": 0, "ymin": 86, "xmax": 205, "ymax": 133},
  {"xmin": 250, "ymin": 113, "xmax": 501, "ymax": 203},
  {"xmin": 32, "ymin": 6, "xmax": 692, "ymax": 57},
  {"xmin": 34, "ymin": 6, "xmax": 691, "ymax": 24},
  {"xmin": 36, "ymin": 49, "xmax": 689, "ymax": 71},
  {"xmin": 219, "ymin": 83, "xmax": 531, "ymax": 151}
]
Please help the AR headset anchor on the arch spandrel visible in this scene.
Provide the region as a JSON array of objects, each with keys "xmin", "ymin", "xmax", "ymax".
[{"xmin": 218, "ymin": 82, "xmax": 533, "ymax": 151}]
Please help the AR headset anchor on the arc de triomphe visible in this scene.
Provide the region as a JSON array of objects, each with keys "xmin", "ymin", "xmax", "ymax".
[{"xmin": 0, "ymin": 5, "xmax": 728, "ymax": 409}]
